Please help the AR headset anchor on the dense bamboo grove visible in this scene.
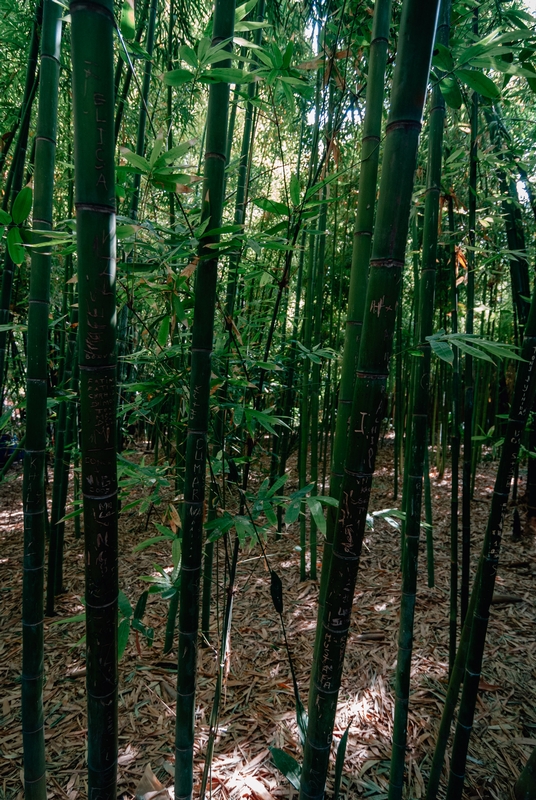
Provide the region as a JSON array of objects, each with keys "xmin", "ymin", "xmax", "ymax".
[{"xmin": 2, "ymin": 0, "xmax": 536, "ymax": 796}]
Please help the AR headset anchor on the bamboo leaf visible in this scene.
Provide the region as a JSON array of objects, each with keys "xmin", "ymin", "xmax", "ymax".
[
  {"xmin": 334, "ymin": 724, "xmax": 351, "ymax": 800},
  {"xmin": 285, "ymin": 498, "xmax": 301, "ymax": 525},
  {"xmin": 118, "ymin": 590, "xmax": 133, "ymax": 619},
  {"xmin": 290, "ymin": 173, "xmax": 300, "ymax": 207},
  {"xmin": 269, "ymin": 748, "xmax": 301, "ymax": 790},
  {"xmin": 455, "ymin": 68, "xmax": 500, "ymax": 99},
  {"xmin": 157, "ymin": 315, "xmax": 170, "ymax": 348},
  {"xmin": 0, "ymin": 209, "xmax": 11, "ymax": 224},
  {"xmin": 179, "ymin": 44, "xmax": 198, "ymax": 69},
  {"xmin": 432, "ymin": 42, "xmax": 453, "ymax": 71},
  {"xmin": 7, "ymin": 227, "xmax": 25, "ymax": 263},
  {"xmin": 132, "ymin": 534, "xmax": 174, "ymax": 552},
  {"xmin": 439, "ymin": 76, "xmax": 463, "ymax": 109},
  {"xmin": 12, "ymin": 185, "xmax": 32, "ymax": 224},
  {"xmin": 253, "ymin": 197, "xmax": 290, "ymax": 216},
  {"xmin": 120, "ymin": 0, "xmax": 135, "ymax": 39},
  {"xmin": 200, "ymin": 67, "xmax": 257, "ymax": 83},
  {"xmin": 163, "ymin": 68, "xmax": 196, "ymax": 86},
  {"xmin": 306, "ymin": 496, "xmax": 326, "ymax": 534},
  {"xmin": 133, "ymin": 590, "xmax": 148, "ymax": 620},
  {"xmin": 427, "ymin": 336, "xmax": 454, "ymax": 364},
  {"xmin": 452, "ymin": 339, "xmax": 495, "ymax": 363},
  {"xmin": 120, "ymin": 148, "xmax": 151, "ymax": 173}
]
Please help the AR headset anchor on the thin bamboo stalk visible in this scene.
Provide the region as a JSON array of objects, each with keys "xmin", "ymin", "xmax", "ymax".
[{"xmin": 446, "ymin": 282, "xmax": 536, "ymax": 799}]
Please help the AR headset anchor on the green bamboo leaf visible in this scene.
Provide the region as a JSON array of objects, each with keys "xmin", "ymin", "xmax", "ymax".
[
  {"xmin": 157, "ymin": 315, "xmax": 170, "ymax": 348},
  {"xmin": 471, "ymin": 339, "xmax": 525, "ymax": 361},
  {"xmin": 306, "ymin": 496, "xmax": 326, "ymax": 534},
  {"xmin": 51, "ymin": 612, "xmax": 86, "ymax": 625},
  {"xmin": 118, "ymin": 590, "xmax": 133, "ymax": 619},
  {"xmin": 148, "ymin": 132, "xmax": 165, "ymax": 169},
  {"xmin": 12, "ymin": 185, "xmax": 32, "ymax": 224},
  {"xmin": 266, "ymin": 473, "xmax": 288, "ymax": 497},
  {"xmin": 234, "ymin": 20, "xmax": 267, "ymax": 31},
  {"xmin": 334, "ymin": 724, "xmax": 351, "ymax": 800},
  {"xmin": 269, "ymin": 748, "xmax": 301, "ymax": 790},
  {"xmin": 282, "ymin": 41, "xmax": 294, "ymax": 69},
  {"xmin": 253, "ymin": 197, "xmax": 290, "ymax": 216},
  {"xmin": 455, "ymin": 68, "xmax": 500, "ymax": 99},
  {"xmin": 452, "ymin": 339, "xmax": 494, "ymax": 363},
  {"xmin": 173, "ymin": 294, "xmax": 188, "ymax": 326},
  {"xmin": 118, "ymin": 618, "xmax": 130, "ymax": 660},
  {"xmin": 153, "ymin": 139, "xmax": 196, "ymax": 168},
  {"xmin": 120, "ymin": 0, "xmax": 135, "ymax": 39},
  {"xmin": 163, "ymin": 68, "xmax": 196, "ymax": 86},
  {"xmin": 439, "ymin": 76, "xmax": 462, "ymax": 109},
  {"xmin": 427, "ymin": 336, "xmax": 454, "ymax": 364},
  {"xmin": 120, "ymin": 148, "xmax": 151, "ymax": 173},
  {"xmin": 290, "ymin": 173, "xmax": 300, "ymax": 207},
  {"xmin": 285, "ymin": 498, "xmax": 301, "ymax": 525},
  {"xmin": 432, "ymin": 42, "xmax": 453, "ymax": 71},
  {"xmin": 316, "ymin": 495, "xmax": 339, "ymax": 508},
  {"xmin": 172, "ymin": 537, "xmax": 181, "ymax": 568},
  {"xmin": 200, "ymin": 67, "xmax": 257, "ymax": 83},
  {"xmin": 179, "ymin": 43, "xmax": 198, "ymax": 69},
  {"xmin": 7, "ymin": 227, "xmax": 25, "ymax": 263},
  {"xmin": 0, "ymin": 209, "xmax": 11, "ymax": 224},
  {"xmin": 132, "ymin": 534, "xmax": 174, "ymax": 552},
  {"xmin": 235, "ymin": 0, "xmax": 256, "ymax": 21},
  {"xmin": 134, "ymin": 590, "xmax": 148, "ymax": 621}
]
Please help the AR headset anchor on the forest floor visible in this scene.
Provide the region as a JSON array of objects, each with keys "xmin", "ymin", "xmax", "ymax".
[{"xmin": 0, "ymin": 439, "xmax": 535, "ymax": 800}]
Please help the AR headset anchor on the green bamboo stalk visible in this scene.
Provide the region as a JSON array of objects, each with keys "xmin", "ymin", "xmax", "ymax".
[
  {"xmin": 300, "ymin": 3, "xmax": 440, "ymax": 797},
  {"xmin": 424, "ymin": 443, "xmax": 434, "ymax": 588},
  {"xmin": 130, "ymin": 0, "xmax": 158, "ymax": 221},
  {"xmin": 224, "ymin": 0, "xmax": 265, "ymax": 321},
  {"xmin": 448, "ymin": 193, "xmax": 459, "ymax": 678},
  {"xmin": 388, "ymin": 4, "xmax": 449, "ymax": 794},
  {"xmin": 71, "ymin": 0, "xmax": 118, "ymax": 794},
  {"xmin": 174, "ymin": 0, "xmax": 235, "ymax": 795},
  {"xmin": 445, "ymin": 283, "xmax": 536, "ymax": 799},
  {"xmin": 21, "ymin": 2, "xmax": 62, "ymax": 795},
  {"xmin": 318, "ymin": 0, "xmax": 392, "ymax": 625},
  {"xmin": 425, "ymin": 556, "xmax": 481, "ymax": 799},
  {"xmin": 461, "ymin": 8, "xmax": 479, "ymax": 625},
  {"xmin": 309, "ymin": 137, "xmax": 331, "ymax": 579},
  {"xmin": 114, "ymin": 0, "xmax": 150, "ymax": 144},
  {"xmin": 0, "ymin": 1, "xmax": 42, "ymax": 409}
]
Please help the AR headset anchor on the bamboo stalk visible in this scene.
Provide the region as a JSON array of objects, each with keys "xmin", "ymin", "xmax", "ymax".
[
  {"xmin": 21, "ymin": 2, "xmax": 62, "ymax": 795},
  {"xmin": 71, "ymin": 0, "xmax": 118, "ymax": 793},
  {"xmin": 174, "ymin": 1, "xmax": 235, "ymax": 795},
  {"xmin": 300, "ymin": 3, "xmax": 440, "ymax": 796}
]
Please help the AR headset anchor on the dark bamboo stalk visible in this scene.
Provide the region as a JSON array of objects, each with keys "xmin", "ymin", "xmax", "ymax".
[
  {"xmin": 71, "ymin": 0, "xmax": 118, "ymax": 793},
  {"xmin": 174, "ymin": 0, "xmax": 235, "ymax": 795},
  {"xmin": 21, "ymin": 2, "xmax": 62, "ymax": 795},
  {"xmin": 388, "ymin": 4, "xmax": 449, "ymax": 794},
  {"xmin": 461, "ymin": 7, "xmax": 478, "ymax": 625},
  {"xmin": 446, "ymin": 284, "xmax": 536, "ymax": 799}
]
